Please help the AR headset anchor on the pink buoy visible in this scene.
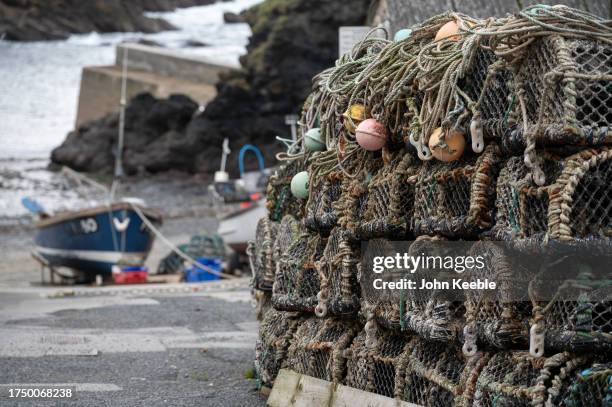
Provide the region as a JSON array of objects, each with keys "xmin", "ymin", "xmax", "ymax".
[{"xmin": 355, "ymin": 119, "xmax": 387, "ymax": 151}]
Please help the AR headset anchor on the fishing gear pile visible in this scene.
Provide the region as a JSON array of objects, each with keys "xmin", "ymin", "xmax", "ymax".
[{"xmin": 248, "ymin": 5, "xmax": 612, "ymax": 405}]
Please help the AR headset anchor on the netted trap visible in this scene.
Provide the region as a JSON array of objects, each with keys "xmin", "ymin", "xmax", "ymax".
[
  {"xmin": 554, "ymin": 362, "xmax": 612, "ymax": 407},
  {"xmin": 343, "ymin": 323, "xmax": 411, "ymax": 398},
  {"xmin": 492, "ymin": 148, "xmax": 612, "ymax": 245},
  {"xmin": 413, "ymin": 144, "xmax": 501, "ymax": 238},
  {"xmin": 402, "ymin": 236, "xmax": 466, "ymax": 342},
  {"xmin": 358, "ymin": 152, "xmax": 418, "ymax": 239},
  {"xmin": 315, "ymin": 227, "xmax": 361, "ymax": 317},
  {"xmin": 284, "ymin": 317, "xmax": 360, "ymax": 382},
  {"xmin": 248, "ymin": 217, "xmax": 278, "ymax": 291},
  {"xmin": 463, "ymin": 241, "xmax": 532, "ymax": 353},
  {"xmin": 272, "ymin": 227, "xmax": 325, "ymax": 313},
  {"xmin": 255, "ymin": 308, "xmax": 302, "ymax": 388},
  {"xmin": 266, "ymin": 160, "xmax": 305, "ymax": 222},
  {"xmin": 473, "ymin": 351, "xmax": 592, "ymax": 407},
  {"xmin": 397, "ymin": 337, "xmax": 489, "ymax": 406},
  {"xmin": 516, "ymin": 35, "xmax": 612, "ymax": 149}
]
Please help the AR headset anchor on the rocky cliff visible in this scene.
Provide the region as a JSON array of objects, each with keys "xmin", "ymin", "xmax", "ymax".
[
  {"xmin": 0, "ymin": 0, "xmax": 216, "ymax": 41},
  {"xmin": 51, "ymin": 0, "xmax": 371, "ymax": 176}
]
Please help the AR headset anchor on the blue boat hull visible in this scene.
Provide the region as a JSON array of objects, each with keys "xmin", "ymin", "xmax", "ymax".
[{"xmin": 35, "ymin": 203, "xmax": 162, "ymax": 276}]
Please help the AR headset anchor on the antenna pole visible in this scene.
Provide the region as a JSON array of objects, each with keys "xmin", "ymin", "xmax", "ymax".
[{"xmin": 110, "ymin": 46, "xmax": 129, "ymax": 202}]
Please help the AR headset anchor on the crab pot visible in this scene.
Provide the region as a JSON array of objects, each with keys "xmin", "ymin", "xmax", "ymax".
[
  {"xmin": 554, "ymin": 362, "xmax": 612, "ymax": 407},
  {"xmin": 247, "ymin": 217, "xmax": 278, "ymax": 291},
  {"xmin": 463, "ymin": 241, "xmax": 532, "ymax": 351},
  {"xmin": 492, "ymin": 148, "xmax": 612, "ymax": 246},
  {"xmin": 316, "ymin": 227, "xmax": 361, "ymax": 317},
  {"xmin": 462, "ymin": 47, "xmax": 515, "ymax": 142},
  {"xmin": 396, "ymin": 338, "xmax": 488, "ymax": 406},
  {"xmin": 358, "ymin": 152, "xmax": 418, "ymax": 239},
  {"xmin": 337, "ymin": 158, "xmax": 384, "ymax": 241},
  {"xmin": 284, "ymin": 317, "xmax": 360, "ymax": 382},
  {"xmin": 272, "ymin": 229, "xmax": 325, "ymax": 313},
  {"xmin": 266, "ymin": 160, "xmax": 305, "ymax": 222},
  {"xmin": 252, "ymin": 288, "xmax": 272, "ymax": 321},
  {"xmin": 304, "ymin": 169, "xmax": 344, "ymax": 235},
  {"xmin": 255, "ymin": 308, "xmax": 302, "ymax": 388},
  {"xmin": 402, "ymin": 237, "xmax": 466, "ymax": 342},
  {"xmin": 413, "ymin": 144, "xmax": 501, "ymax": 238},
  {"xmin": 473, "ymin": 351, "xmax": 593, "ymax": 407},
  {"xmin": 516, "ymin": 36, "xmax": 612, "ymax": 148},
  {"xmin": 343, "ymin": 325, "xmax": 410, "ymax": 398}
]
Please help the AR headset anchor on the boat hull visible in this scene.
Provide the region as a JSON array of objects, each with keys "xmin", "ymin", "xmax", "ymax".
[{"xmin": 34, "ymin": 203, "xmax": 162, "ymax": 276}]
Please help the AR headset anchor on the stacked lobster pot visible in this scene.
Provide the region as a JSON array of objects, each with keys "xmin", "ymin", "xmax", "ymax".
[{"xmin": 248, "ymin": 5, "xmax": 612, "ymax": 405}]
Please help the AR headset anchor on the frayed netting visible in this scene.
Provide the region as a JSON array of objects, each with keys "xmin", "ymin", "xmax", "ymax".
[{"xmin": 248, "ymin": 217, "xmax": 278, "ymax": 291}]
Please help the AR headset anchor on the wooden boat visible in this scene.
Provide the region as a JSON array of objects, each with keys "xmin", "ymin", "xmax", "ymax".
[{"xmin": 34, "ymin": 201, "xmax": 162, "ymax": 277}]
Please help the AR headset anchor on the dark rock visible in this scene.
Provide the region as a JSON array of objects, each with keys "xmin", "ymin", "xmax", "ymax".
[
  {"xmin": 0, "ymin": 0, "xmax": 216, "ymax": 41},
  {"xmin": 182, "ymin": 39, "xmax": 210, "ymax": 47},
  {"xmin": 51, "ymin": 0, "xmax": 371, "ymax": 176},
  {"xmin": 223, "ymin": 11, "xmax": 244, "ymax": 24}
]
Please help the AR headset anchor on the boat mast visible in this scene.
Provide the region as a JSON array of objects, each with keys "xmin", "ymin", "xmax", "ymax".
[{"xmin": 110, "ymin": 46, "xmax": 129, "ymax": 202}]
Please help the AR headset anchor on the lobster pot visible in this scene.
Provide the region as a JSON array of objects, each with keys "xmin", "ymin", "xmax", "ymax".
[
  {"xmin": 284, "ymin": 317, "xmax": 359, "ymax": 382},
  {"xmin": 397, "ymin": 338, "xmax": 488, "ymax": 406},
  {"xmin": 463, "ymin": 47, "xmax": 514, "ymax": 142},
  {"xmin": 337, "ymin": 158, "xmax": 383, "ymax": 241},
  {"xmin": 266, "ymin": 160, "xmax": 305, "ymax": 222},
  {"xmin": 316, "ymin": 227, "xmax": 360, "ymax": 317},
  {"xmin": 473, "ymin": 351, "xmax": 592, "ymax": 407},
  {"xmin": 248, "ymin": 217, "xmax": 278, "ymax": 291},
  {"xmin": 554, "ymin": 362, "xmax": 612, "ymax": 407},
  {"xmin": 344, "ymin": 326, "xmax": 410, "ymax": 398},
  {"xmin": 463, "ymin": 242, "xmax": 532, "ymax": 352},
  {"xmin": 252, "ymin": 288, "xmax": 272, "ymax": 321},
  {"xmin": 413, "ymin": 144, "xmax": 501, "ymax": 238},
  {"xmin": 492, "ymin": 148, "xmax": 612, "ymax": 244},
  {"xmin": 272, "ymin": 230, "xmax": 326, "ymax": 313},
  {"xmin": 304, "ymin": 169, "xmax": 344, "ymax": 235},
  {"xmin": 517, "ymin": 36, "xmax": 612, "ymax": 147},
  {"xmin": 255, "ymin": 308, "xmax": 302, "ymax": 388},
  {"xmin": 359, "ymin": 152, "xmax": 418, "ymax": 239},
  {"xmin": 403, "ymin": 237, "xmax": 466, "ymax": 342}
]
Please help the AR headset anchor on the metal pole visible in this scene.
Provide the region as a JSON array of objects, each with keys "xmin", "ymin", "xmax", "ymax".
[{"xmin": 110, "ymin": 46, "xmax": 129, "ymax": 202}]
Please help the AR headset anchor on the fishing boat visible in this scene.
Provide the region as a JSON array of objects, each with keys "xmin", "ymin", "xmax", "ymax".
[{"xmin": 34, "ymin": 200, "xmax": 162, "ymax": 276}]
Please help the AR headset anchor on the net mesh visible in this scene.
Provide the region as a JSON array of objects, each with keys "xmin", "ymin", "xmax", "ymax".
[
  {"xmin": 344, "ymin": 324, "xmax": 410, "ymax": 398},
  {"xmin": 304, "ymin": 169, "xmax": 344, "ymax": 235},
  {"xmin": 272, "ymin": 228, "xmax": 325, "ymax": 313},
  {"xmin": 266, "ymin": 160, "xmax": 305, "ymax": 222},
  {"xmin": 359, "ymin": 152, "xmax": 418, "ymax": 239},
  {"xmin": 413, "ymin": 144, "xmax": 501, "ymax": 238},
  {"xmin": 248, "ymin": 217, "xmax": 278, "ymax": 291},
  {"xmin": 316, "ymin": 227, "xmax": 361, "ymax": 317},
  {"xmin": 473, "ymin": 351, "xmax": 592, "ymax": 407},
  {"xmin": 255, "ymin": 308, "xmax": 302, "ymax": 388},
  {"xmin": 555, "ymin": 362, "xmax": 612, "ymax": 407},
  {"xmin": 397, "ymin": 338, "xmax": 489, "ymax": 406},
  {"xmin": 284, "ymin": 317, "xmax": 360, "ymax": 382}
]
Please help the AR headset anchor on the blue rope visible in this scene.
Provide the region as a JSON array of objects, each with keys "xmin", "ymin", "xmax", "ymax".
[{"xmin": 238, "ymin": 144, "xmax": 265, "ymax": 178}]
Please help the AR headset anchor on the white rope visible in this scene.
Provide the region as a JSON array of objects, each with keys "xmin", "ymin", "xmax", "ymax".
[{"xmin": 129, "ymin": 203, "xmax": 237, "ymax": 279}]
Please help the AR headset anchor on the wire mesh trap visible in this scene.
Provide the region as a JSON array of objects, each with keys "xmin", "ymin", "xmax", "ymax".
[
  {"xmin": 473, "ymin": 351, "xmax": 593, "ymax": 407},
  {"xmin": 248, "ymin": 217, "xmax": 278, "ymax": 291},
  {"xmin": 315, "ymin": 227, "xmax": 361, "ymax": 317},
  {"xmin": 255, "ymin": 308, "xmax": 302, "ymax": 388},
  {"xmin": 492, "ymin": 148, "xmax": 612, "ymax": 245},
  {"xmin": 284, "ymin": 317, "xmax": 360, "ymax": 382},
  {"xmin": 396, "ymin": 337, "xmax": 489, "ymax": 407},
  {"xmin": 412, "ymin": 144, "xmax": 502, "ymax": 238},
  {"xmin": 553, "ymin": 362, "xmax": 612, "ymax": 407},
  {"xmin": 304, "ymin": 168, "xmax": 344, "ymax": 235},
  {"xmin": 402, "ymin": 236, "xmax": 466, "ymax": 342},
  {"xmin": 358, "ymin": 152, "xmax": 418, "ymax": 239},
  {"xmin": 272, "ymin": 228, "xmax": 326, "ymax": 313},
  {"xmin": 343, "ymin": 324, "xmax": 411, "ymax": 398},
  {"xmin": 463, "ymin": 241, "xmax": 532, "ymax": 353},
  {"xmin": 516, "ymin": 35, "xmax": 612, "ymax": 149},
  {"xmin": 266, "ymin": 160, "xmax": 305, "ymax": 222}
]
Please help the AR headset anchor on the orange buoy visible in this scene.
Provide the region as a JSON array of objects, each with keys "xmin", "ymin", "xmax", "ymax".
[
  {"xmin": 428, "ymin": 127, "xmax": 466, "ymax": 162},
  {"xmin": 435, "ymin": 20, "xmax": 461, "ymax": 42},
  {"xmin": 342, "ymin": 104, "xmax": 367, "ymax": 134},
  {"xmin": 356, "ymin": 119, "xmax": 387, "ymax": 151}
]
